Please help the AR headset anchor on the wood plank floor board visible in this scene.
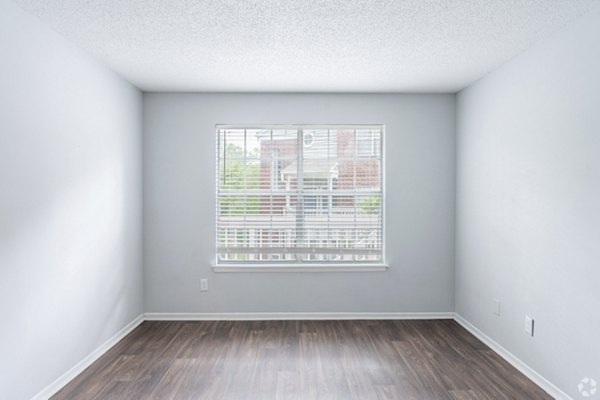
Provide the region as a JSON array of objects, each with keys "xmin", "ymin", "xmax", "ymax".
[
  {"xmin": 93, "ymin": 322, "xmax": 195, "ymax": 400},
  {"xmin": 276, "ymin": 370, "xmax": 301, "ymax": 400},
  {"xmin": 407, "ymin": 323, "xmax": 476, "ymax": 392},
  {"xmin": 50, "ymin": 320, "xmax": 552, "ymax": 400},
  {"xmin": 362, "ymin": 325, "xmax": 421, "ymax": 397}
]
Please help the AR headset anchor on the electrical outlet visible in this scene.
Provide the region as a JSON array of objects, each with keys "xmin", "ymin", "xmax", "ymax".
[
  {"xmin": 200, "ymin": 278, "xmax": 208, "ymax": 291},
  {"xmin": 525, "ymin": 316, "xmax": 534, "ymax": 336},
  {"xmin": 493, "ymin": 299, "xmax": 501, "ymax": 316}
]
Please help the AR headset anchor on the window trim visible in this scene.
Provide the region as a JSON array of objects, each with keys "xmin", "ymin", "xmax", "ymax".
[
  {"xmin": 212, "ymin": 264, "xmax": 389, "ymax": 273},
  {"xmin": 214, "ymin": 124, "xmax": 386, "ymax": 271}
]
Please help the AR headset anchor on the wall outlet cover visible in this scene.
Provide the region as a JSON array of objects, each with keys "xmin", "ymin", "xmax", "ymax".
[
  {"xmin": 493, "ymin": 299, "xmax": 501, "ymax": 316},
  {"xmin": 525, "ymin": 316, "xmax": 534, "ymax": 336}
]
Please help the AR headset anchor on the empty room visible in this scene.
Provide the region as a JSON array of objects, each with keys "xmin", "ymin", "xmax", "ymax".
[{"xmin": 1, "ymin": 0, "xmax": 599, "ymax": 399}]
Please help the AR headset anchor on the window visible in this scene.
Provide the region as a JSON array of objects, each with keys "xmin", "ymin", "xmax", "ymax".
[
  {"xmin": 216, "ymin": 125, "xmax": 384, "ymax": 267},
  {"xmin": 303, "ymin": 132, "xmax": 314, "ymax": 147},
  {"xmin": 356, "ymin": 129, "xmax": 380, "ymax": 156}
]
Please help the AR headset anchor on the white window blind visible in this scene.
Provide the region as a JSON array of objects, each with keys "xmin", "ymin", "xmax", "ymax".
[{"xmin": 216, "ymin": 125, "xmax": 383, "ymax": 265}]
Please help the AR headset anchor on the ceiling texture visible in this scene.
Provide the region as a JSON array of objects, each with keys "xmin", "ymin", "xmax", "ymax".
[{"xmin": 13, "ymin": 0, "xmax": 600, "ymax": 92}]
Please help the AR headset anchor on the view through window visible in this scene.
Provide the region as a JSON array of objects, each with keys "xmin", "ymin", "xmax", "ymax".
[{"xmin": 216, "ymin": 125, "xmax": 383, "ymax": 265}]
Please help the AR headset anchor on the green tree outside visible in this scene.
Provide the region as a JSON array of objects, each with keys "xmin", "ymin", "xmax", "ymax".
[{"xmin": 219, "ymin": 143, "xmax": 260, "ymax": 215}]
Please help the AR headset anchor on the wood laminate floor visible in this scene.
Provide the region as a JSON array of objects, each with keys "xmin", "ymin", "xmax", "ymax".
[{"xmin": 51, "ymin": 320, "xmax": 552, "ymax": 399}]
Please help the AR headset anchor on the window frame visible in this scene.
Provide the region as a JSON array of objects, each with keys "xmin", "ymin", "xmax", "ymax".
[{"xmin": 214, "ymin": 124, "xmax": 387, "ymax": 273}]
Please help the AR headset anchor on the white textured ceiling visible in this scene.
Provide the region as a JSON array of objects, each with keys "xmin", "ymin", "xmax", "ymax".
[{"xmin": 12, "ymin": 0, "xmax": 600, "ymax": 92}]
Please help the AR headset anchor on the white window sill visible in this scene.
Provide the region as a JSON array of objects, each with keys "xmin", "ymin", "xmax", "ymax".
[{"xmin": 212, "ymin": 264, "xmax": 388, "ymax": 273}]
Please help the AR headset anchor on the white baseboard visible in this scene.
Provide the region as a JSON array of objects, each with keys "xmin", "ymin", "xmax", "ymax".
[
  {"xmin": 144, "ymin": 311, "xmax": 455, "ymax": 321},
  {"xmin": 454, "ymin": 314, "xmax": 571, "ymax": 400},
  {"xmin": 31, "ymin": 314, "xmax": 144, "ymax": 400}
]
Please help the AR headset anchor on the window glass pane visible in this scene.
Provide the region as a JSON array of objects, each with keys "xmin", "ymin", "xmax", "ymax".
[{"xmin": 216, "ymin": 125, "xmax": 383, "ymax": 265}]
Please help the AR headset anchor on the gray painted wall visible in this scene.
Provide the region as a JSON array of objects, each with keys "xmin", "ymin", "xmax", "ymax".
[
  {"xmin": 143, "ymin": 93, "xmax": 456, "ymax": 314},
  {"xmin": 456, "ymin": 10, "xmax": 600, "ymax": 398},
  {"xmin": 0, "ymin": 2, "xmax": 143, "ymax": 399}
]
